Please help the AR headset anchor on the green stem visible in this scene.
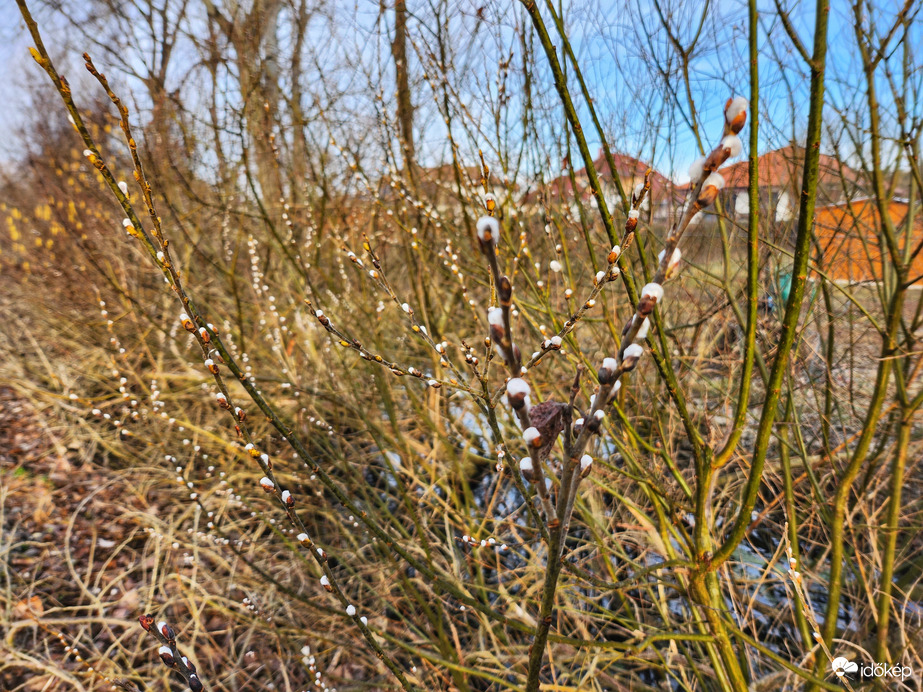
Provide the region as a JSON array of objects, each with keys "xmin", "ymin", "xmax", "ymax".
[
  {"xmin": 709, "ymin": 0, "xmax": 830, "ymax": 569},
  {"xmin": 874, "ymin": 410, "xmax": 911, "ymax": 663}
]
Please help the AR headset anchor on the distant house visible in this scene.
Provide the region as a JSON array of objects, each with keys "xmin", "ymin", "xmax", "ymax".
[
  {"xmin": 812, "ymin": 198, "xmax": 923, "ymax": 286},
  {"xmin": 521, "ymin": 150, "xmax": 679, "ymax": 220},
  {"xmin": 716, "ymin": 145, "xmax": 860, "ymax": 224}
]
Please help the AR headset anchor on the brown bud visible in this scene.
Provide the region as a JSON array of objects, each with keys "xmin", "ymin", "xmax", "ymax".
[
  {"xmin": 638, "ymin": 295, "xmax": 657, "ymax": 317},
  {"xmin": 189, "ymin": 675, "xmax": 203, "ymax": 692},
  {"xmin": 696, "ymin": 184, "xmax": 720, "ymax": 208},
  {"xmin": 489, "ymin": 324, "xmax": 505, "ymax": 344},
  {"xmin": 702, "ymin": 146, "xmax": 729, "ymax": 177},
  {"xmin": 139, "ymin": 614, "xmax": 154, "ymax": 632},
  {"xmin": 158, "ymin": 646, "xmax": 174, "ymax": 667},
  {"xmin": 159, "ymin": 622, "xmax": 175, "ymax": 641},
  {"xmin": 498, "ymin": 276, "xmax": 513, "ymax": 305}
]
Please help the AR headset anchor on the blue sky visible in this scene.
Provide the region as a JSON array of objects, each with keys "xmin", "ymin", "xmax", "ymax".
[{"xmin": 1, "ymin": 0, "xmax": 919, "ymax": 182}]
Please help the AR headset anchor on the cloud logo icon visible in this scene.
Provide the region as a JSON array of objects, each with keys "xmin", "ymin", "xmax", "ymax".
[{"xmin": 831, "ymin": 657, "xmax": 858, "ymax": 677}]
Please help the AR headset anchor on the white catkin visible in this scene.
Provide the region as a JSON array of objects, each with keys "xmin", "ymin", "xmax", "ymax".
[
  {"xmin": 624, "ymin": 344, "xmax": 644, "ymax": 359},
  {"xmin": 506, "ymin": 378, "xmax": 531, "ymax": 397},
  {"xmin": 721, "ymin": 134, "xmax": 742, "ymax": 158},
  {"xmin": 658, "ymin": 247, "xmax": 682, "ymax": 271},
  {"xmin": 580, "ymin": 455, "xmax": 593, "ymax": 471},
  {"xmin": 725, "ymin": 96, "xmax": 748, "ymax": 123},
  {"xmin": 703, "ymin": 172, "xmax": 725, "ymax": 191},
  {"xmin": 519, "ymin": 456, "xmax": 533, "ymax": 471},
  {"xmin": 688, "ymin": 156, "xmax": 706, "ymax": 183},
  {"xmin": 641, "ymin": 283, "xmax": 664, "ymax": 302},
  {"xmin": 476, "ymin": 216, "xmax": 499, "ymax": 243}
]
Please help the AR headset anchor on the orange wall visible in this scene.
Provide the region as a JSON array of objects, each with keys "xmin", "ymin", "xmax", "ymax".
[{"xmin": 812, "ymin": 200, "xmax": 923, "ymax": 286}]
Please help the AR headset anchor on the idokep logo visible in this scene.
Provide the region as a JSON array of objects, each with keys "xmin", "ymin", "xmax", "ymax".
[
  {"xmin": 830, "ymin": 655, "xmax": 914, "ymax": 683},
  {"xmin": 830, "ymin": 657, "xmax": 857, "ymax": 679}
]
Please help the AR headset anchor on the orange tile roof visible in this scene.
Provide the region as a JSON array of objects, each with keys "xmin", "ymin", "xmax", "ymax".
[{"xmin": 719, "ymin": 145, "xmax": 857, "ymax": 191}]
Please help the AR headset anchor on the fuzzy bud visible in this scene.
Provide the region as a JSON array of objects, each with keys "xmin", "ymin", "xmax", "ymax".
[
  {"xmin": 180, "ymin": 313, "xmax": 195, "ymax": 331},
  {"xmin": 724, "ymin": 96, "xmax": 748, "ymax": 134},
  {"xmin": 632, "ymin": 182, "xmax": 645, "ymax": 204},
  {"xmin": 697, "ymin": 172, "xmax": 725, "ymax": 207},
  {"xmin": 607, "ymin": 379, "xmax": 622, "ymax": 402},
  {"xmin": 506, "ymin": 378, "xmax": 531, "ymax": 410},
  {"xmin": 598, "ymin": 357, "xmax": 618, "ymax": 385},
  {"xmin": 321, "ymin": 575, "xmax": 332, "ymax": 592},
  {"xmin": 523, "ymin": 427, "xmax": 542, "ymax": 448},
  {"xmin": 638, "ymin": 283, "xmax": 664, "ymax": 316},
  {"xmin": 519, "ymin": 456, "xmax": 535, "ymax": 482},
  {"xmin": 688, "ymin": 156, "xmax": 706, "ymax": 184},
  {"xmin": 259, "ymin": 477, "xmax": 275, "ymax": 492},
  {"xmin": 158, "ymin": 645, "xmax": 174, "ymax": 667},
  {"xmin": 476, "ymin": 216, "xmax": 500, "ymax": 246},
  {"xmin": 281, "ymin": 490, "xmax": 294, "ymax": 507},
  {"xmin": 346, "ymin": 604, "xmax": 357, "ymax": 617},
  {"xmin": 721, "ymin": 134, "xmax": 742, "ymax": 158},
  {"xmin": 579, "ymin": 454, "xmax": 593, "ymax": 478},
  {"xmin": 157, "ymin": 621, "xmax": 175, "ymax": 641},
  {"xmin": 658, "ymin": 247, "xmax": 682, "ymax": 276},
  {"xmin": 621, "ymin": 343, "xmax": 644, "ymax": 371}
]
